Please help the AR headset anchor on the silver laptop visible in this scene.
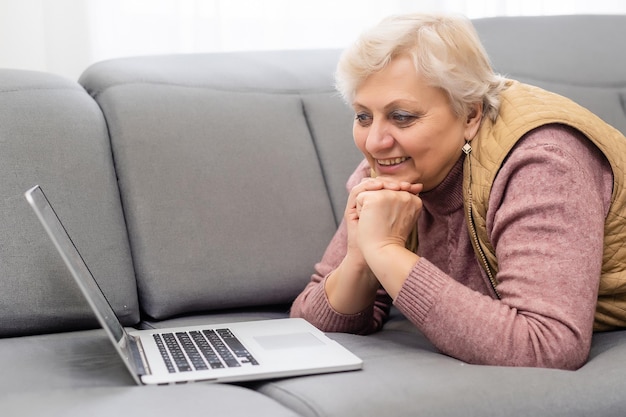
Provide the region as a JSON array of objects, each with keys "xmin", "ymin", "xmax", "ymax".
[{"xmin": 25, "ymin": 185, "xmax": 362, "ymax": 385}]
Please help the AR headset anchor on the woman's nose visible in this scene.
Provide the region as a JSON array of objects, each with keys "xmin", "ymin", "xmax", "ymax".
[{"xmin": 365, "ymin": 121, "xmax": 394, "ymax": 154}]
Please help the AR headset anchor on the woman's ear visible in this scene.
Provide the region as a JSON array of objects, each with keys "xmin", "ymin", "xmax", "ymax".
[{"xmin": 464, "ymin": 102, "xmax": 483, "ymax": 141}]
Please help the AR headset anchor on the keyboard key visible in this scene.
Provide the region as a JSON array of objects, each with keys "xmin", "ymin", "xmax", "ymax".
[
  {"xmin": 153, "ymin": 334, "xmax": 176, "ymax": 373},
  {"xmin": 176, "ymin": 332, "xmax": 208, "ymax": 370},
  {"xmin": 190, "ymin": 331, "xmax": 224, "ymax": 369},
  {"xmin": 162, "ymin": 333, "xmax": 192, "ymax": 372},
  {"xmin": 203, "ymin": 329, "xmax": 240, "ymax": 367},
  {"xmin": 154, "ymin": 327, "xmax": 259, "ymax": 374},
  {"xmin": 217, "ymin": 328, "xmax": 259, "ymax": 365}
]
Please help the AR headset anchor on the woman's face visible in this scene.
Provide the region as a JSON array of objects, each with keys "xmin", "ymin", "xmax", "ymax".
[{"xmin": 352, "ymin": 55, "xmax": 479, "ymax": 191}]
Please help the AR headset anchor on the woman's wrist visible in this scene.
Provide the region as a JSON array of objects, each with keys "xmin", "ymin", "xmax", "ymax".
[
  {"xmin": 363, "ymin": 243, "xmax": 419, "ymax": 299},
  {"xmin": 324, "ymin": 253, "xmax": 379, "ymax": 314}
]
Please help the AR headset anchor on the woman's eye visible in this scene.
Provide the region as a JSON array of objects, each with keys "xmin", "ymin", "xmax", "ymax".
[
  {"xmin": 355, "ymin": 113, "xmax": 372, "ymax": 126},
  {"xmin": 391, "ymin": 111, "xmax": 416, "ymax": 125}
]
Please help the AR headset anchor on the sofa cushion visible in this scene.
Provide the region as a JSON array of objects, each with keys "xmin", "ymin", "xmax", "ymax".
[
  {"xmin": 255, "ymin": 312, "xmax": 626, "ymax": 417},
  {"xmin": 0, "ymin": 329, "xmax": 300, "ymax": 417},
  {"xmin": 80, "ymin": 52, "xmax": 346, "ymax": 319},
  {"xmin": 0, "ymin": 386, "xmax": 301, "ymax": 417},
  {"xmin": 0, "ymin": 330, "xmax": 135, "ymax": 390},
  {"xmin": 473, "ymin": 15, "xmax": 626, "ymax": 135},
  {"xmin": 301, "ymin": 92, "xmax": 363, "ymax": 224},
  {"xmin": 0, "ymin": 70, "xmax": 138, "ymax": 336}
]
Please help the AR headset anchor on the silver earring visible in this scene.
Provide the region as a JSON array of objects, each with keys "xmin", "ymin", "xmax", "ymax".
[{"xmin": 462, "ymin": 141, "xmax": 472, "ymax": 155}]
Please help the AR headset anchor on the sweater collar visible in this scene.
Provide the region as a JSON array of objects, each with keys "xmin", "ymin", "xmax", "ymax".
[{"xmin": 419, "ymin": 155, "xmax": 465, "ymax": 215}]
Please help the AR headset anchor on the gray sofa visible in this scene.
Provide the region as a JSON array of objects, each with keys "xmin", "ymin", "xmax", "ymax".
[{"xmin": 1, "ymin": 15, "xmax": 626, "ymax": 417}]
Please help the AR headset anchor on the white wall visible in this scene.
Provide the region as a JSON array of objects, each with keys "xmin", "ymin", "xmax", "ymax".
[
  {"xmin": 2, "ymin": 0, "xmax": 626, "ymax": 81},
  {"xmin": 0, "ymin": 0, "xmax": 92, "ymax": 79}
]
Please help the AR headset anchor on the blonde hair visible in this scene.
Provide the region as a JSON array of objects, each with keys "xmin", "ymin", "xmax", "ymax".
[{"xmin": 335, "ymin": 13, "xmax": 508, "ymax": 121}]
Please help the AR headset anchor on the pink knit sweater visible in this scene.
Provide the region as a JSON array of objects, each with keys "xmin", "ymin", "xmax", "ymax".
[{"xmin": 290, "ymin": 124, "xmax": 613, "ymax": 370}]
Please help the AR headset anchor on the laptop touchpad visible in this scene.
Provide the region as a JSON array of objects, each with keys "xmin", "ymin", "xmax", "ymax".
[{"xmin": 254, "ymin": 332, "xmax": 325, "ymax": 350}]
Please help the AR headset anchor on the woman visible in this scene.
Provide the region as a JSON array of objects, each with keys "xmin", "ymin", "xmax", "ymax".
[{"xmin": 290, "ymin": 13, "xmax": 626, "ymax": 370}]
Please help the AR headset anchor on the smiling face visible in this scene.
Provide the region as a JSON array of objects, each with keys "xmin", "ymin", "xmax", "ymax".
[{"xmin": 352, "ymin": 55, "xmax": 481, "ymax": 191}]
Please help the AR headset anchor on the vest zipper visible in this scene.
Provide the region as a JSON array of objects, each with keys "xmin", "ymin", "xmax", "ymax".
[{"xmin": 466, "ymin": 188, "xmax": 501, "ymax": 299}]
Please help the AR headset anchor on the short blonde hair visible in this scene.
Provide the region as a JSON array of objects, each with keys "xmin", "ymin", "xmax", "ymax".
[{"xmin": 335, "ymin": 13, "xmax": 508, "ymax": 121}]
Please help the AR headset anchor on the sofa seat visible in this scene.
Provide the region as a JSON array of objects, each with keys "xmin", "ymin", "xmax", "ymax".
[
  {"xmin": 255, "ymin": 312, "xmax": 626, "ymax": 417},
  {"xmin": 1, "ymin": 385, "xmax": 300, "ymax": 417}
]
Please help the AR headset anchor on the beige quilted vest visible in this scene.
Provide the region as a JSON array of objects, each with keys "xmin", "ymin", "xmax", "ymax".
[{"xmin": 463, "ymin": 81, "xmax": 626, "ymax": 331}]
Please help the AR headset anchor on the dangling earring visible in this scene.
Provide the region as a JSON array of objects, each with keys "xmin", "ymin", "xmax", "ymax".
[{"xmin": 462, "ymin": 140, "xmax": 472, "ymax": 155}]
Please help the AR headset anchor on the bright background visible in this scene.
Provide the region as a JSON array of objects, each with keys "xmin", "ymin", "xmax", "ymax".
[{"xmin": 1, "ymin": 0, "xmax": 626, "ymax": 80}]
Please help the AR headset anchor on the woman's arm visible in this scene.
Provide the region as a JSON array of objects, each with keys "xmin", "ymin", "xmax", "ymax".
[
  {"xmin": 290, "ymin": 160, "xmax": 393, "ymax": 334},
  {"xmin": 289, "ymin": 218, "xmax": 393, "ymax": 334},
  {"xmin": 396, "ymin": 126, "xmax": 612, "ymax": 369}
]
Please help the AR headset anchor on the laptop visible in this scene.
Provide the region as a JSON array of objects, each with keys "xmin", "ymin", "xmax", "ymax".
[{"xmin": 25, "ymin": 185, "xmax": 362, "ymax": 385}]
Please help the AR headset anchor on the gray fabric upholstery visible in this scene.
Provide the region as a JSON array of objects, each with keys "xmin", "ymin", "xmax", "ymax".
[
  {"xmin": 301, "ymin": 92, "xmax": 363, "ymax": 224},
  {"xmin": 473, "ymin": 15, "xmax": 626, "ymax": 135},
  {"xmin": 0, "ymin": 330, "xmax": 300, "ymax": 416},
  {"xmin": 0, "ymin": 330, "xmax": 135, "ymax": 390},
  {"xmin": 78, "ymin": 50, "xmax": 343, "ymax": 94},
  {"xmin": 0, "ymin": 70, "xmax": 138, "ymax": 336},
  {"xmin": 254, "ymin": 312, "xmax": 626, "ymax": 417},
  {"xmin": 80, "ymin": 53, "xmax": 342, "ymax": 319},
  {"xmin": 0, "ymin": 386, "xmax": 300, "ymax": 417}
]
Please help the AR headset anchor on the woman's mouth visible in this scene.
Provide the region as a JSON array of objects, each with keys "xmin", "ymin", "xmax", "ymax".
[{"xmin": 377, "ymin": 157, "xmax": 410, "ymax": 166}]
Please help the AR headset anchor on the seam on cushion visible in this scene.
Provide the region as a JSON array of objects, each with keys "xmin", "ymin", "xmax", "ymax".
[
  {"xmin": 300, "ymin": 95, "xmax": 340, "ymax": 227},
  {"xmin": 96, "ymin": 104, "xmax": 142, "ymax": 325},
  {"xmin": 85, "ymin": 80, "xmax": 336, "ymax": 101},
  {"xmin": 494, "ymin": 74, "xmax": 626, "ymax": 89},
  {"xmin": 260, "ymin": 381, "xmax": 323, "ymax": 417},
  {"xmin": 0, "ymin": 86, "xmax": 85, "ymax": 94}
]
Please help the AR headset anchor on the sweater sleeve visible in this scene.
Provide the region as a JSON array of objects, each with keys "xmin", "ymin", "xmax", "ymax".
[
  {"xmin": 290, "ymin": 159, "xmax": 392, "ymax": 334},
  {"xmin": 394, "ymin": 125, "xmax": 613, "ymax": 369}
]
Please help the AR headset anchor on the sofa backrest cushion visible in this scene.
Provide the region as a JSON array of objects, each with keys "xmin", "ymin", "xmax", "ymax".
[
  {"xmin": 79, "ymin": 51, "xmax": 360, "ymax": 319},
  {"xmin": 0, "ymin": 70, "xmax": 138, "ymax": 336},
  {"xmin": 474, "ymin": 15, "xmax": 626, "ymax": 136}
]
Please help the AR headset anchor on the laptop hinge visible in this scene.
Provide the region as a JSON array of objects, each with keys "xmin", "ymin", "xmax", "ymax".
[{"xmin": 128, "ymin": 335, "xmax": 151, "ymax": 376}]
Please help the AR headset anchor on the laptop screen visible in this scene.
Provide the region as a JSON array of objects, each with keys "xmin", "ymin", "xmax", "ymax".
[{"xmin": 25, "ymin": 186, "xmax": 126, "ymax": 343}]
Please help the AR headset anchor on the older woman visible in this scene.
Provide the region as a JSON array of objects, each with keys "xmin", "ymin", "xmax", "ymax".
[{"xmin": 290, "ymin": 13, "xmax": 626, "ymax": 370}]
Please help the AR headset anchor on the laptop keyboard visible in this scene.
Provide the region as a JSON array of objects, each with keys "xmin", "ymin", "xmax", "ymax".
[{"xmin": 153, "ymin": 328, "xmax": 259, "ymax": 373}]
